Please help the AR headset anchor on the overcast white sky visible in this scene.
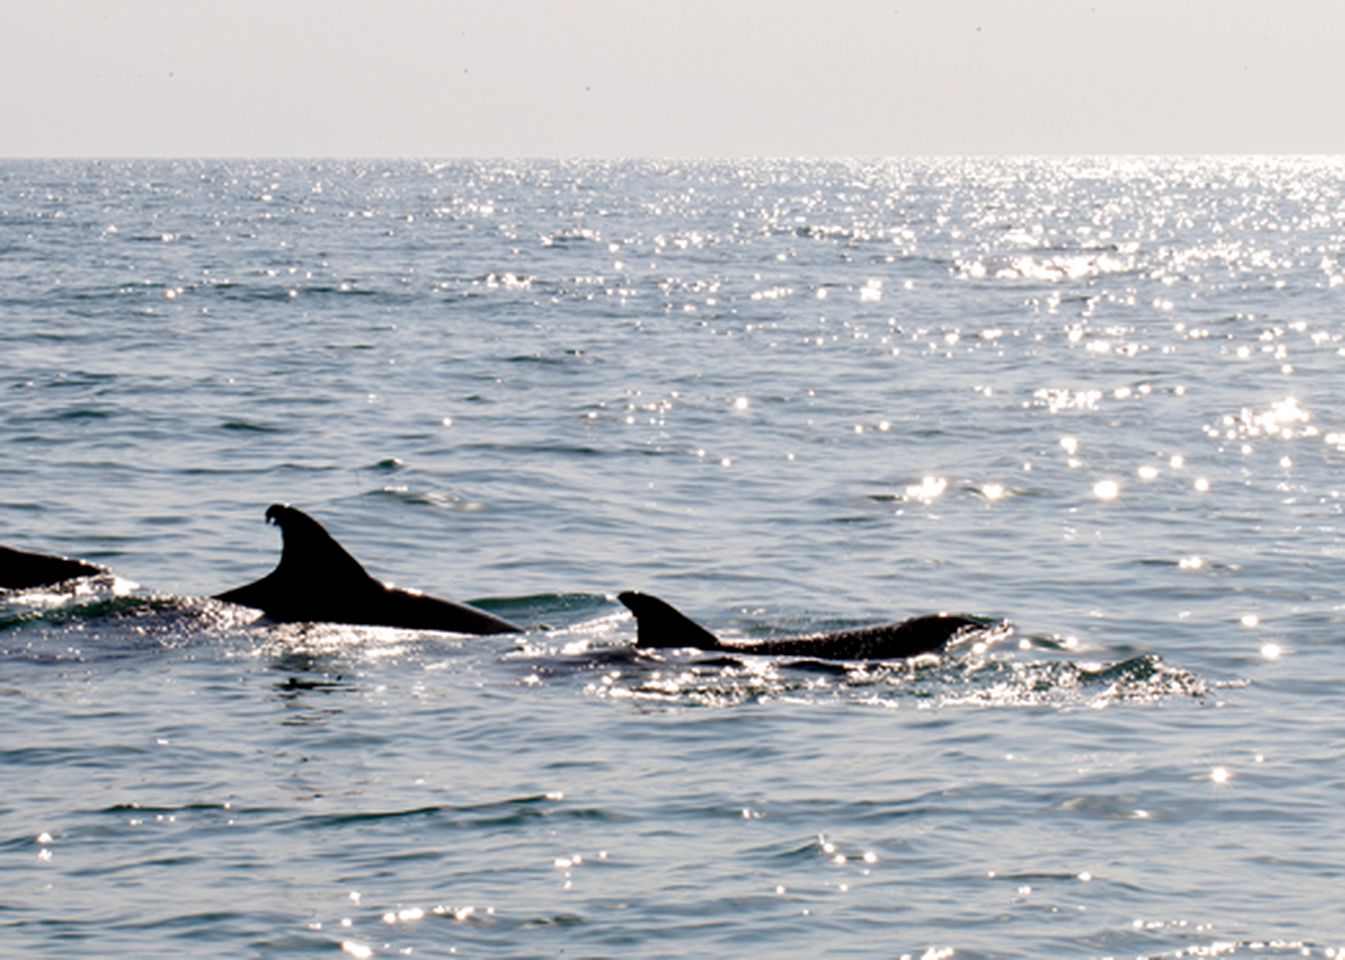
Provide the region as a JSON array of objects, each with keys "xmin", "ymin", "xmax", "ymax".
[{"xmin": 2, "ymin": 0, "xmax": 1342, "ymax": 157}]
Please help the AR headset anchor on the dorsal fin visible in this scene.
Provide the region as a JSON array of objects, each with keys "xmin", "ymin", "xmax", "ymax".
[
  {"xmin": 214, "ymin": 503, "xmax": 379, "ymax": 617},
  {"xmin": 266, "ymin": 503, "xmax": 373, "ymax": 587},
  {"xmin": 617, "ymin": 591, "xmax": 724, "ymax": 650},
  {"xmin": 214, "ymin": 504, "xmax": 524, "ymax": 634}
]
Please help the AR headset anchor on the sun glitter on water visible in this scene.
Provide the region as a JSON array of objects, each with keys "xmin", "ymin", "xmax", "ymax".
[{"xmin": 1092, "ymin": 479, "xmax": 1121, "ymax": 501}]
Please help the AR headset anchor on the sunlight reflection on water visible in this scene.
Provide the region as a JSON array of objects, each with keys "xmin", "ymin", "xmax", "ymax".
[{"xmin": 5, "ymin": 156, "xmax": 1345, "ymax": 957}]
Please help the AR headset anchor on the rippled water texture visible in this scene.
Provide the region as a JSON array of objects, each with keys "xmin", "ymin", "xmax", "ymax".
[{"xmin": 3, "ymin": 158, "xmax": 1345, "ymax": 957}]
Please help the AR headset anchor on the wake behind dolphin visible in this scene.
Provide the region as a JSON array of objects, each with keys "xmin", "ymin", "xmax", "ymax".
[
  {"xmin": 214, "ymin": 504, "xmax": 523, "ymax": 635},
  {"xmin": 617, "ymin": 590, "xmax": 998, "ymax": 661}
]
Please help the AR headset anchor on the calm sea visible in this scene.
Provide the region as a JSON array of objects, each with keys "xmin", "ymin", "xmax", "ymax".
[{"xmin": 3, "ymin": 157, "xmax": 1344, "ymax": 958}]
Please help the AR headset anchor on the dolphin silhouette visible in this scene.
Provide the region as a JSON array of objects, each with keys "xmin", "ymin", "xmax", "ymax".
[
  {"xmin": 0, "ymin": 545, "xmax": 106, "ymax": 590},
  {"xmin": 617, "ymin": 590, "xmax": 994, "ymax": 661},
  {"xmin": 215, "ymin": 504, "xmax": 523, "ymax": 635}
]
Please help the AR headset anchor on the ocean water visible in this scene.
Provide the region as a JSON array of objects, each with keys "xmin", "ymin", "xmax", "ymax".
[{"xmin": 2, "ymin": 157, "xmax": 1344, "ymax": 958}]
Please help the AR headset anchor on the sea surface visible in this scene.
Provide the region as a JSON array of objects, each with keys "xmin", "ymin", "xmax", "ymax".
[{"xmin": 2, "ymin": 157, "xmax": 1344, "ymax": 959}]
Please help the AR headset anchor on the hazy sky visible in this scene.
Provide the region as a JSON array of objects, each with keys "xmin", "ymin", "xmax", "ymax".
[{"xmin": 3, "ymin": 0, "xmax": 1342, "ymax": 157}]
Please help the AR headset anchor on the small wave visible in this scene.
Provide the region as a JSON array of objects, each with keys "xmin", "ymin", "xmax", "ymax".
[
  {"xmin": 459, "ymin": 441, "xmax": 607, "ymax": 458},
  {"xmin": 1122, "ymin": 939, "xmax": 1318, "ymax": 960},
  {"xmin": 955, "ymin": 249, "xmax": 1139, "ymax": 283},
  {"xmin": 505, "ymin": 350, "xmax": 592, "ymax": 367},
  {"xmin": 0, "ymin": 591, "xmax": 260, "ymax": 662},
  {"xmin": 927, "ymin": 653, "xmax": 1214, "ymax": 708},
  {"xmin": 286, "ymin": 792, "xmax": 616, "ymax": 834},
  {"xmin": 538, "ymin": 229, "xmax": 601, "ymax": 247},
  {"xmin": 2, "ymin": 574, "xmax": 127, "ymax": 625},
  {"xmin": 218, "ymin": 419, "xmax": 286, "ymax": 433},
  {"xmin": 54, "ymin": 406, "xmax": 113, "ymax": 421},
  {"xmin": 481, "ymin": 592, "xmax": 610, "ymax": 628},
  {"xmin": 202, "ymin": 281, "xmax": 407, "ymax": 304},
  {"xmin": 364, "ymin": 486, "xmax": 481, "ymax": 511}
]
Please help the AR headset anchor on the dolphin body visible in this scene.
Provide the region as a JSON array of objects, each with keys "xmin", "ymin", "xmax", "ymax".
[
  {"xmin": 215, "ymin": 504, "xmax": 523, "ymax": 635},
  {"xmin": 617, "ymin": 590, "xmax": 993, "ymax": 661},
  {"xmin": 0, "ymin": 545, "xmax": 105, "ymax": 590}
]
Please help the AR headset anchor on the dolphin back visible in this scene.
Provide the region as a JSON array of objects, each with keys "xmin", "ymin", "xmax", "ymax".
[
  {"xmin": 618, "ymin": 590, "xmax": 995, "ymax": 661},
  {"xmin": 0, "ymin": 545, "xmax": 105, "ymax": 590},
  {"xmin": 744, "ymin": 613, "xmax": 988, "ymax": 660},
  {"xmin": 362, "ymin": 586, "xmax": 522, "ymax": 635}
]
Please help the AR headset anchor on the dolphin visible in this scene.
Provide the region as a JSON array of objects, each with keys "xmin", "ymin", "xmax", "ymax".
[
  {"xmin": 617, "ymin": 590, "xmax": 995, "ymax": 661},
  {"xmin": 0, "ymin": 545, "xmax": 106, "ymax": 590},
  {"xmin": 214, "ymin": 504, "xmax": 523, "ymax": 635}
]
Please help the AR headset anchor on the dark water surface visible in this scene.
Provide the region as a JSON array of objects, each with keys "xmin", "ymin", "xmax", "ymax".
[{"xmin": 3, "ymin": 158, "xmax": 1344, "ymax": 958}]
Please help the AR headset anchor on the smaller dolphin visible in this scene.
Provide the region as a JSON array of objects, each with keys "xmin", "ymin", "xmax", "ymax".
[
  {"xmin": 215, "ymin": 504, "xmax": 523, "ymax": 635},
  {"xmin": 0, "ymin": 545, "xmax": 105, "ymax": 590},
  {"xmin": 617, "ymin": 591, "xmax": 994, "ymax": 661}
]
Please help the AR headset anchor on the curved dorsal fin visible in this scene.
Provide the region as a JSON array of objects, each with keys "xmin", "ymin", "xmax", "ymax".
[
  {"xmin": 266, "ymin": 503, "xmax": 372, "ymax": 586},
  {"xmin": 617, "ymin": 591, "xmax": 723, "ymax": 650},
  {"xmin": 214, "ymin": 503, "xmax": 379, "ymax": 618},
  {"xmin": 214, "ymin": 504, "xmax": 524, "ymax": 634}
]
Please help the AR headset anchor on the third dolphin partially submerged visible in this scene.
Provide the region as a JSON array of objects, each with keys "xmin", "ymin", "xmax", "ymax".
[
  {"xmin": 215, "ymin": 504, "xmax": 523, "ymax": 635},
  {"xmin": 617, "ymin": 590, "xmax": 997, "ymax": 661}
]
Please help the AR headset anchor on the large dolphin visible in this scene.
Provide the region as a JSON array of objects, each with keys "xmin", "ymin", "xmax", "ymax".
[
  {"xmin": 215, "ymin": 504, "xmax": 523, "ymax": 635},
  {"xmin": 0, "ymin": 545, "xmax": 105, "ymax": 590},
  {"xmin": 617, "ymin": 590, "xmax": 995, "ymax": 661}
]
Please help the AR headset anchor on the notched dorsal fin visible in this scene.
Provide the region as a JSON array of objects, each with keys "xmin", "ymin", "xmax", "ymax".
[
  {"xmin": 214, "ymin": 503, "xmax": 524, "ymax": 635},
  {"xmin": 214, "ymin": 503, "xmax": 379, "ymax": 614},
  {"xmin": 265, "ymin": 502, "xmax": 373, "ymax": 586},
  {"xmin": 617, "ymin": 591, "xmax": 723, "ymax": 650}
]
